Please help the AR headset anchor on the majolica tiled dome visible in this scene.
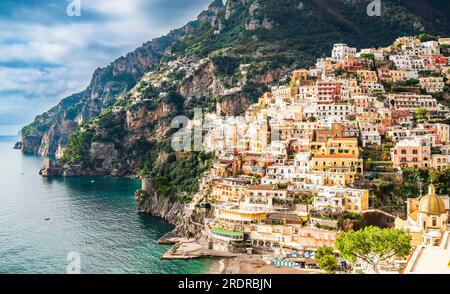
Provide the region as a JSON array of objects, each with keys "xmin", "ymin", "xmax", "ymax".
[{"xmin": 419, "ymin": 184, "xmax": 446, "ymax": 215}]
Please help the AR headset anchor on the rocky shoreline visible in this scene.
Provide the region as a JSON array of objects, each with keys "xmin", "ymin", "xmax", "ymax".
[{"xmin": 135, "ymin": 189, "xmax": 186, "ymax": 227}]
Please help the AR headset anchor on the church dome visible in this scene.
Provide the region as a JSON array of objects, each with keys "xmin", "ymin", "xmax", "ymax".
[{"xmin": 419, "ymin": 184, "xmax": 446, "ymax": 215}]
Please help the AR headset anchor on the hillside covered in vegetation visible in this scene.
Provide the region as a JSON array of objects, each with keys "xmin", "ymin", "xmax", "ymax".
[{"xmin": 29, "ymin": 0, "xmax": 450, "ymax": 200}]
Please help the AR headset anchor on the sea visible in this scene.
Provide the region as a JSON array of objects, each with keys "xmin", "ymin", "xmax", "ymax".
[{"xmin": 0, "ymin": 136, "xmax": 212, "ymax": 274}]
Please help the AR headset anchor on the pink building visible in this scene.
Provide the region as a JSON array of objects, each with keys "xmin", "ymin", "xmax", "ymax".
[{"xmin": 391, "ymin": 138, "xmax": 432, "ymax": 169}]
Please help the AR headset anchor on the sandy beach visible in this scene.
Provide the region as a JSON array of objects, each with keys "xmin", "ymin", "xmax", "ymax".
[{"xmin": 209, "ymin": 255, "xmax": 317, "ymax": 274}]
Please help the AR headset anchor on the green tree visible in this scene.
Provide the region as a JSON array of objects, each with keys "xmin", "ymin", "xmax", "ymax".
[
  {"xmin": 429, "ymin": 167, "xmax": 450, "ymax": 195},
  {"xmin": 61, "ymin": 128, "xmax": 94, "ymax": 166},
  {"xmin": 335, "ymin": 227, "xmax": 412, "ymax": 274},
  {"xmin": 359, "ymin": 53, "xmax": 375, "ymax": 60},
  {"xmin": 315, "ymin": 246, "xmax": 338, "ymax": 274},
  {"xmin": 307, "ymin": 116, "xmax": 317, "ymax": 122},
  {"xmin": 416, "ymin": 34, "xmax": 437, "ymax": 42},
  {"xmin": 413, "ymin": 108, "xmax": 427, "ymax": 121}
]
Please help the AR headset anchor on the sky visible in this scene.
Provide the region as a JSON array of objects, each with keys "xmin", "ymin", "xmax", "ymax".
[{"xmin": 0, "ymin": 0, "xmax": 213, "ymax": 135}]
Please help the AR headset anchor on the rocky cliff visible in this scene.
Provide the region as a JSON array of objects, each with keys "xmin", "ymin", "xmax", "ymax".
[
  {"xmin": 20, "ymin": 3, "xmax": 218, "ymax": 156},
  {"xmin": 135, "ymin": 190, "xmax": 185, "ymax": 226},
  {"xmin": 135, "ymin": 189, "xmax": 211, "ymax": 238}
]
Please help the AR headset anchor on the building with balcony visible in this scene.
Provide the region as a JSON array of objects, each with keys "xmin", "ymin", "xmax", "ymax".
[
  {"xmin": 313, "ymin": 186, "xmax": 369, "ymax": 213},
  {"xmin": 210, "ymin": 177, "xmax": 252, "ymax": 202},
  {"xmin": 332, "ymin": 43, "xmax": 357, "ymax": 61},
  {"xmin": 316, "ymin": 81, "xmax": 342, "ymax": 104},
  {"xmin": 391, "ymin": 137, "xmax": 432, "ymax": 169},
  {"xmin": 419, "ymin": 76, "xmax": 445, "ymax": 93},
  {"xmin": 388, "ymin": 93, "xmax": 437, "ymax": 111}
]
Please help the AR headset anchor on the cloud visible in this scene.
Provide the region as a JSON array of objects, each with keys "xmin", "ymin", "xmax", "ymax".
[{"xmin": 0, "ymin": 0, "xmax": 212, "ymax": 131}]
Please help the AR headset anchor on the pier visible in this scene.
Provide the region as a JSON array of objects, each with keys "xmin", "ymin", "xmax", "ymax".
[{"xmin": 161, "ymin": 239, "xmax": 238, "ymax": 260}]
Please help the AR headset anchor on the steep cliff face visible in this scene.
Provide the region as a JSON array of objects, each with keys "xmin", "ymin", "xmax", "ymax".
[
  {"xmin": 135, "ymin": 190, "xmax": 212, "ymax": 238},
  {"xmin": 20, "ymin": 41, "xmax": 167, "ymax": 156},
  {"xmin": 48, "ymin": 50, "xmax": 284, "ymax": 177},
  {"xmin": 179, "ymin": 60, "xmax": 225, "ymax": 100},
  {"xmin": 20, "ymin": 4, "xmax": 218, "ymax": 156},
  {"xmin": 135, "ymin": 190, "xmax": 185, "ymax": 226}
]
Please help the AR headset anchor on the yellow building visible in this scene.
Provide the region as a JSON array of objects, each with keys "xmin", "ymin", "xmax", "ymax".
[
  {"xmin": 357, "ymin": 70, "xmax": 379, "ymax": 83},
  {"xmin": 393, "ymin": 36, "xmax": 421, "ymax": 49},
  {"xmin": 310, "ymin": 154, "xmax": 363, "ymax": 185},
  {"xmin": 314, "ymin": 186, "xmax": 369, "ymax": 213},
  {"xmin": 272, "ymin": 86, "xmax": 296, "ymax": 102},
  {"xmin": 308, "ymin": 138, "xmax": 363, "ymax": 185},
  {"xmin": 344, "ymin": 189, "xmax": 369, "ymax": 213},
  {"xmin": 219, "ymin": 208, "xmax": 267, "ymax": 225},
  {"xmin": 258, "ymin": 92, "xmax": 273, "ymax": 108},
  {"xmin": 210, "ymin": 178, "xmax": 251, "ymax": 202},
  {"xmin": 309, "ymin": 138, "xmax": 359, "ymax": 157},
  {"xmin": 249, "ymin": 120, "xmax": 269, "ymax": 152},
  {"xmin": 431, "ymin": 153, "xmax": 449, "ymax": 171},
  {"xmin": 419, "ymin": 76, "xmax": 445, "ymax": 93},
  {"xmin": 210, "ymin": 206, "xmax": 267, "ymax": 242},
  {"xmin": 316, "ymin": 171, "xmax": 356, "ymax": 187},
  {"xmin": 326, "ymin": 138, "xmax": 360, "ymax": 156},
  {"xmin": 249, "ymin": 224, "xmax": 338, "ymax": 251},
  {"xmin": 395, "ymin": 184, "xmax": 449, "ymax": 247}
]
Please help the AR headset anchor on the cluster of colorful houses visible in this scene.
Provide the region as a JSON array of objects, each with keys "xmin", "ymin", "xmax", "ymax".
[{"xmin": 185, "ymin": 36, "xmax": 450, "ymax": 271}]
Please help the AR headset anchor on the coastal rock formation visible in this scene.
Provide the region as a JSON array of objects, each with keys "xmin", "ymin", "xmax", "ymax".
[
  {"xmin": 39, "ymin": 158, "xmax": 63, "ymax": 177},
  {"xmin": 135, "ymin": 189, "xmax": 210, "ymax": 238},
  {"xmin": 135, "ymin": 190, "xmax": 185, "ymax": 226},
  {"xmin": 179, "ymin": 60, "xmax": 225, "ymax": 101},
  {"xmin": 135, "ymin": 176, "xmax": 213, "ymax": 238}
]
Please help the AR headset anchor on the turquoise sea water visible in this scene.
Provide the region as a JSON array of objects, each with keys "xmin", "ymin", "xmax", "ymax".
[{"xmin": 0, "ymin": 136, "xmax": 211, "ymax": 274}]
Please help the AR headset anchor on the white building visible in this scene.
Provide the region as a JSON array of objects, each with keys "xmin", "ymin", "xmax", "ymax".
[
  {"xmin": 357, "ymin": 48, "xmax": 385, "ymax": 61},
  {"xmin": 419, "ymin": 41, "xmax": 440, "ymax": 55},
  {"xmin": 389, "ymin": 55, "xmax": 413, "ymax": 71},
  {"xmin": 332, "ymin": 43, "xmax": 357, "ymax": 61},
  {"xmin": 359, "ymin": 82, "xmax": 385, "ymax": 93},
  {"xmin": 261, "ymin": 164, "xmax": 295, "ymax": 185},
  {"xmin": 304, "ymin": 103, "xmax": 355, "ymax": 123}
]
